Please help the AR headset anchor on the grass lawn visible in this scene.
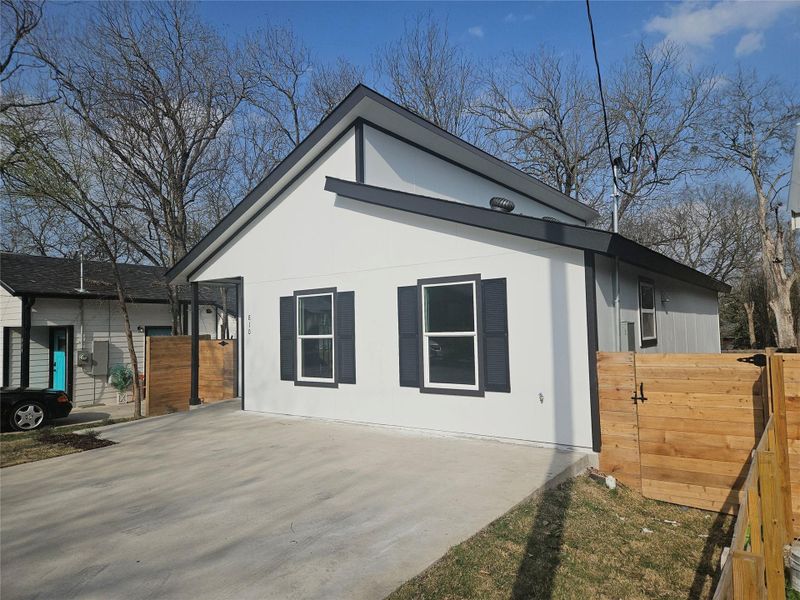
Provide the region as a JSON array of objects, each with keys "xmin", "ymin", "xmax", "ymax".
[
  {"xmin": 0, "ymin": 419, "xmax": 132, "ymax": 468},
  {"xmin": 388, "ymin": 474, "xmax": 734, "ymax": 600}
]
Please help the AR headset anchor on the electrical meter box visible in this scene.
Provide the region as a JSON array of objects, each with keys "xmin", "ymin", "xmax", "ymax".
[{"xmin": 91, "ymin": 340, "xmax": 109, "ymax": 376}]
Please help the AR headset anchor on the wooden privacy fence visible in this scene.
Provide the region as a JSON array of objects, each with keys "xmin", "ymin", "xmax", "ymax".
[
  {"xmin": 598, "ymin": 351, "xmax": 768, "ymax": 514},
  {"xmin": 144, "ymin": 335, "xmax": 237, "ymax": 416},
  {"xmin": 598, "ymin": 351, "xmax": 797, "ymax": 600}
]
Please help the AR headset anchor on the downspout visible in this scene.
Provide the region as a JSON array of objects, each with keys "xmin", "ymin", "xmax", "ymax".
[{"xmin": 612, "ymin": 166, "xmax": 622, "ymax": 352}]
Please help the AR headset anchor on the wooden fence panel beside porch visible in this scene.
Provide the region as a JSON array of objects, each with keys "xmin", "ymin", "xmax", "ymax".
[
  {"xmin": 773, "ymin": 353, "xmax": 800, "ymax": 533},
  {"xmin": 144, "ymin": 335, "xmax": 237, "ymax": 417}
]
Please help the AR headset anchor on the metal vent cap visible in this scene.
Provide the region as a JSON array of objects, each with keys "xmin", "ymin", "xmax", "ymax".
[{"xmin": 490, "ymin": 196, "xmax": 515, "ymax": 212}]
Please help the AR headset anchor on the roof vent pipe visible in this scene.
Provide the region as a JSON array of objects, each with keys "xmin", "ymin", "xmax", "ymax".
[
  {"xmin": 76, "ymin": 253, "xmax": 87, "ymax": 293},
  {"xmin": 490, "ymin": 196, "xmax": 515, "ymax": 213}
]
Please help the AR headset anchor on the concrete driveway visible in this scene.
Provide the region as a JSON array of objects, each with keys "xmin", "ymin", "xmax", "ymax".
[{"xmin": 1, "ymin": 400, "xmax": 590, "ymax": 600}]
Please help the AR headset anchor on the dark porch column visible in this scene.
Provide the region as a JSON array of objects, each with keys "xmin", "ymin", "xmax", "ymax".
[
  {"xmin": 189, "ymin": 282, "xmax": 200, "ymax": 406},
  {"xmin": 20, "ymin": 296, "xmax": 34, "ymax": 388}
]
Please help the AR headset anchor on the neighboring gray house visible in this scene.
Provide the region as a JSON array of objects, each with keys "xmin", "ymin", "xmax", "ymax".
[
  {"xmin": 166, "ymin": 85, "xmax": 728, "ymax": 451},
  {"xmin": 0, "ymin": 253, "xmax": 235, "ymax": 406}
]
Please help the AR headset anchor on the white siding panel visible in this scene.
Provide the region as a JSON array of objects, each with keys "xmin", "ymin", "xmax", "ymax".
[
  {"xmin": 193, "ymin": 128, "xmax": 594, "ymax": 449},
  {"xmin": 363, "ymin": 125, "xmax": 584, "ymax": 224},
  {"xmin": 0, "ymin": 287, "xmax": 21, "ymax": 327}
]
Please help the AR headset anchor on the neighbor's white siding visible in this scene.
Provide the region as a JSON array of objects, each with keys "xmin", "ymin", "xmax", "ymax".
[
  {"xmin": 363, "ymin": 125, "xmax": 585, "ymax": 225},
  {"xmin": 194, "ymin": 128, "xmax": 594, "ymax": 449},
  {"xmin": 594, "ymin": 255, "xmax": 721, "ymax": 353},
  {"xmin": 0, "ymin": 287, "xmax": 21, "ymax": 385}
]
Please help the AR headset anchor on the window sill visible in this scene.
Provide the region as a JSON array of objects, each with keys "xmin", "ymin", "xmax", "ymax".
[
  {"xmin": 419, "ymin": 386, "xmax": 485, "ymax": 397},
  {"xmin": 294, "ymin": 380, "xmax": 339, "ymax": 388}
]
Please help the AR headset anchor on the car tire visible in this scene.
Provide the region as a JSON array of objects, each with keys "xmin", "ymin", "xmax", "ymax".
[{"xmin": 10, "ymin": 401, "xmax": 46, "ymax": 431}]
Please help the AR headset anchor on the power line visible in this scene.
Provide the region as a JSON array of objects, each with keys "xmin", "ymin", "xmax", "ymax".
[{"xmin": 585, "ymin": 0, "xmax": 617, "ymax": 192}]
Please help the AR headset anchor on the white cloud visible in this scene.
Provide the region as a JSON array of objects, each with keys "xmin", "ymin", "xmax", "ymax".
[
  {"xmin": 644, "ymin": 1, "xmax": 797, "ymax": 55},
  {"xmin": 734, "ymin": 31, "xmax": 765, "ymax": 56},
  {"xmin": 503, "ymin": 12, "xmax": 534, "ymax": 23},
  {"xmin": 468, "ymin": 25, "xmax": 484, "ymax": 39}
]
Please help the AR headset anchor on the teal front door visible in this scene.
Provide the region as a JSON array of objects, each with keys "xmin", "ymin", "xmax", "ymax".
[{"xmin": 51, "ymin": 328, "xmax": 67, "ymax": 391}]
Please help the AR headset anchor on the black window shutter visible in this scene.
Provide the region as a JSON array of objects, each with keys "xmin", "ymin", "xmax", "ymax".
[
  {"xmin": 397, "ymin": 286, "xmax": 420, "ymax": 387},
  {"xmin": 336, "ymin": 291, "xmax": 356, "ymax": 384},
  {"xmin": 279, "ymin": 296, "xmax": 296, "ymax": 381},
  {"xmin": 482, "ymin": 278, "xmax": 510, "ymax": 392}
]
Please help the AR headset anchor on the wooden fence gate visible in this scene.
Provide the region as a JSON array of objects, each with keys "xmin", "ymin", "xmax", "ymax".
[{"xmin": 598, "ymin": 352, "xmax": 768, "ymax": 514}]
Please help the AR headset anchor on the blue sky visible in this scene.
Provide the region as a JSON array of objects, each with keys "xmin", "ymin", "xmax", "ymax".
[{"xmin": 199, "ymin": 1, "xmax": 800, "ymax": 85}]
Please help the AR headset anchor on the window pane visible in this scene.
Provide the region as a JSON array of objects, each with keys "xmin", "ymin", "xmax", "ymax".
[
  {"xmin": 428, "ymin": 336, "xmax": 475, "ymax": 385},
  {"xmin": 299, "ymin": 295, "xmax": 332, "ymax": 335},
  {"xmin": 301, "ymin": 338, "xmax": 333, "ymax": 379},
  {"xmin": 641, "ymin": 313, "xmax": 656, "ymax": 339},
  {"xmin": 640, "ymin": 284, "xmax": 655, "ymax": 310},
  {"xmin": 424, "ymin": 283, "xmax": 474, "ymax": 333}
]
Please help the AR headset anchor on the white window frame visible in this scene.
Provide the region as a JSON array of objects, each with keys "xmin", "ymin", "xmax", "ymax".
[
  {"xmin": 421, "ymin": 280, "xmax": 480, "ymax": 391},
  {"xmin": 296, "ymin": 292, "xmax": 335, "ymax": 383},
  {"xmin": 638, "ymin": 280, "xmax": 657, "ymax": 345}
]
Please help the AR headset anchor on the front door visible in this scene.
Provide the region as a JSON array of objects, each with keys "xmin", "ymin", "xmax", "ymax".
[{"xmin": 50, "ymin": 327, "xmax": 68, "ymax": 391}]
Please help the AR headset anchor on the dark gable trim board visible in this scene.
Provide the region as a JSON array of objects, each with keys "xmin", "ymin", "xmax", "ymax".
[
  {"xmin": 360, "ymin": 120, "xmax": 583, "ymax": 224},
  {"xmin": 293, "ymin": 287, "xmax": 339, "ymax": 389},
  {"xmin": 355, "ymin": 119, "xmax": 365, "ymax": 183},
  {"xmin": 324, "ymin": 177, "xmax": 730, "ymax": 294},
  {"xmin": 168, "ymin": 85, "xmax": 370, "ymax": 283},
  {"xmin": 584, "ymin": 251, "xmax": 601, "ymax": 453},
  {"xmin": 168, "ymin": 84, "xmax": 600, "ymax": 284},
  {"xmin": 416, "ymin": 274, "xmax": 485, "ymax": 397},
  {"xmin": 186, "ymin": 124, "xmax": 356, "ymax": 282}
]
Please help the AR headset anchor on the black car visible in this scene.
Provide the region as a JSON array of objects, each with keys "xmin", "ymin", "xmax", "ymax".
[{"xmin": 1, "ymin": 388, "xmax": 73, "ymax": 431}]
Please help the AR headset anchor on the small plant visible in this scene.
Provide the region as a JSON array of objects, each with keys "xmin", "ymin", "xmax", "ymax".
[{"xmin": 108, "ymin": 364, "xmax": 133, "ymax": 403}]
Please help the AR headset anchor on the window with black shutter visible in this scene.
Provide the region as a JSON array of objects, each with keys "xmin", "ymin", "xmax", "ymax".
[
  {"xmin": 397, "ymin": 275, "xmax": 510, "ymax": 396},
  {"xmin": 279, "ymin": 287, "xmax": 356, "ymax": 387}
]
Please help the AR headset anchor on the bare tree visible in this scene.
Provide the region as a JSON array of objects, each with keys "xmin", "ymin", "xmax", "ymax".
[
  {"xmin": 33, "ymin": 1, "xmax": 251, "ymax": 331},
  {"xmin": 622, "ymin": 183, "xmax": 759, "ymax": 283},
  {"xmin": 474, "ymin": 49, "xmax": 606, "ymax": 208},
  {"xmin": 707, "ymin": 69, "xmax": 799, "ymax": 347},
  {"xmin": 607, "ymin": 42, "xmax": 716, "ymax": 221},
  {"xmin": 245, "ymin": 27, "xmax": 313, "ymax": 149},
  {"xmin": 308, "ymin": 58, "xmax": 365, "ymax": 119},
  {"xmin": 2, "ymin": 102, "xmax": 147, "ymax": 417},
  {"xmin": 375, "ymin": 14, "xmax": 477, "ymax": 138}
]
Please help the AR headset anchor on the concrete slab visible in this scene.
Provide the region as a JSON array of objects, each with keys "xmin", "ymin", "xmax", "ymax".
[
  {"xmin": 1, "ymin": 400, "xmax": 590, "ymax": 600},
  {"xmin": 55, "ymin": 401, "xmax": 134, "ymax": 427}
]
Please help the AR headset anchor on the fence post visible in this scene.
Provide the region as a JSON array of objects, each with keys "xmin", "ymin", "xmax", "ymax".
[
  {"xmin": 747, "ymin": 473, "xmax": 763, "ymax": 556},
  {"xmin": 732, "ymin": 550, "xmax": 767, "ymax": 600},
  {"xmin": 757, "ymin": 448, "xmax": 786, "ymax": 600},
  {"xmin": 768, "ymin": 354, "xmax": 794, "ymax": 539}
]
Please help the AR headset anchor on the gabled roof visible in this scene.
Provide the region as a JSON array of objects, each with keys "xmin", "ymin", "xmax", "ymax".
[
  {"xmin": 324, "ymin": 178, "xmax": 731, "ymax": 294},
  {"xmin": 0, "ymin": 252, "xmax": 172, "ymax": 302},
  {"xmin": 166, "ymin": 84, "xmax": 600, "ymax": 284},
  {"xmin": 0, "ymin": 253, "xmax": 239, "ymax": 308}
]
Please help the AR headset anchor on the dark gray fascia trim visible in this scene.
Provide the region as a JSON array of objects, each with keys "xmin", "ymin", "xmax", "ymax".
[
  {"xmin": 360, "ymin": 120, "xmax": 588, "ymax": 224},
  {"xmin": 166, "ymin": 85, "xmax": 369, "ymax": 283},
  {"xmin": 416, "ymin": 273, "xmax": 485, "ymax": 397},
  {"xmin": 0, "ymin": 280, "xmax": 15, "ymax": 295},
  {"xmin": 168, "ymin": 83, "xmax": 598, "ymax": 283},
  {"xmin": 185, "ymin": 124, "xmax": 355, "ymax": 282},
  {"xmin": 355, "ymin": 119, "xmax": 365, "ymax": 183},
  {"xmin": 0, "ymin": 291, "xmax": 172, "ymax": 304},
  {"xmin": 583, "ymin": 251, "xmax": 601, "ymax": 453},
  {"xmin": 355, "ymin": 90, "xmax": 599, "ymax": 223},
  {"xmin": 325, "ymin": 177, "xmax": 730, "ymax": 294}
]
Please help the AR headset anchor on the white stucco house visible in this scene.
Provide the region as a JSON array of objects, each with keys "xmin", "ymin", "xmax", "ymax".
[
  {"xmin": 0, "ymin": 253, "xmax": 235, "ymax": 407},
  {"xmin": 166, "ymin": 85, "xmax": 729, "ymax": 451}
]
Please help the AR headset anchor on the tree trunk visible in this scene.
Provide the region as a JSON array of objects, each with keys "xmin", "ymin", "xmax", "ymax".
[
  {"xmin": 743, "ymin": 301, "xmax": 757, "ymax": 348},
  {"xmin": 165, "ymin": 283, "xmax": 181, "ymax": 335},
  {"xmin": 113, "ymin": 277, "xmax": 142, "ymax": 419}
]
